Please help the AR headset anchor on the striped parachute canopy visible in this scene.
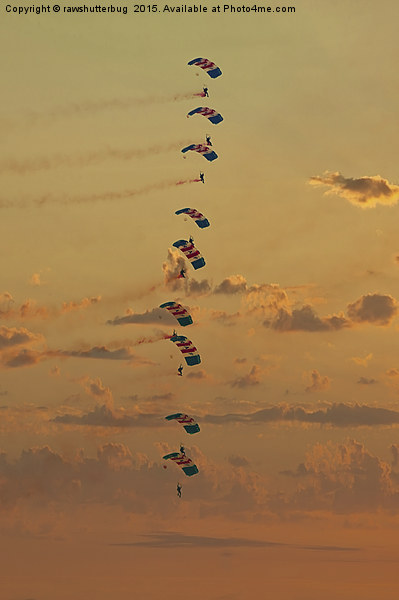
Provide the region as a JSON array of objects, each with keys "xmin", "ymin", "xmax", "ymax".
[
  {"xmin": 163, "ymin": 451, "xmax": 199, "ymax": 476},
  {"xmin": 187, "ymin": 107, "xmax": 223, "ymax": 125},
  {"xmin": 175, "ymin": 207, "xmax": 210, "ymax": 229},
  {"xmin": 173, "ymin": 239, "xmax": 205, "ymax": 270},
  {"xmin": 159, "ymin": 302, "xmax": 193, "ymax": 327},
  {"xmin": 169, "ymin": 334, "xmax": 201, "ymax": 366},
  {"xmin": 187, "ymin": 58, "xmax": 222, "ymax": 79},
  {"xmin": 165, "ymin": 413, "xmax": 200, "ymax": 434},
  {"xmin": 181, "ymin": 143, "xmax": 218, "ymax": 162}
]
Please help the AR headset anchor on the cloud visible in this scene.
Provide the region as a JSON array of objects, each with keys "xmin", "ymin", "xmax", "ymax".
[
  {"xmin": 51, "ymin": 345, "xmax": 148, "ymax": 362},
  {"xmin": 203, "ymin": 403, "xmax": 399, "ymax": 427},
  {"xmin": 186, "ymin": 369, "xmax": 208, "ymax": 380},
  {"xmin": 351, "ymin": 353, "xmax": 373, "ymax": 367},
  {"xmin": 3, "ymin": 344, "xmax": 153, "ymax": 370},
  {"xmin": 53, "ymin": 404, "xmax": 141, "ymax": 428},
  {"xmin": 357, "ymin": 377, "xmax": 378, "ymax": 385},
  {"xmin": 347, "ymin": 293, "xmax": 398, "ymax": 325},
  {"xmin": 0, "ymin": 295, "xmax": 102, "ymax": 321},
  {"xmin": 309, "ymin": 171, "xmax": 399, "ymax": 208},
  {"xmin": 227, "ymin": 455, "xmax": 250, "ymax": 467},
  {"xmin": 214, "ymin": 275, "xmax": 248, "ymax": 295},
  {"xmin": 3, "ymin": 349, "xmax": 44, "ymax": 369},
  {"xmin": 231, "ymin": 365, "xmax": 262, "ymax": 388},
  {"xmin": 108, "ymin": 307, "xmax": 175, "ymax": 326},
  {"xmin": 280, "ymin": 439, "xmax": 398, "ymax": 512},
  {"xmin": 304, "ymin": 369, "xmax": 331, "ymax": 393},
  {"xmin": 265, "ymin": 305, "xmax": 350, "ymax": 332},
  {"xmin": 61, "ymin": 296, "xmax": 101, "ymax": 313},
  {"xmin": 0, "ymin": 326, "xmax": 41, "ymax": 349},
  {"xmin": 110, "ymin": 532, "xmax": 360, "ymax": 552},
  {"xmin": 162, "ymin": 249, "xmax": 211, "ymax": 295},
  {"xmin": 29, "ymin": 273, "xmax": 42, "ymax": 286}
]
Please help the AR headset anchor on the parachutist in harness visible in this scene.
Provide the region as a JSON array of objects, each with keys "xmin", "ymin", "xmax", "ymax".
[
  {"xmin": 189, "ymin": 235, "xmax": 194, "ymax": 245},
  {"xmin": 179, "ymin": 268, "xmax": 186, "ymax": 279},
  {"xmin": 180, "ymin": 444, "xmax": 186, "ymax": 455},
  {"xmin": 177, "ymin": 364, "xmax": 183, "ymax": 376},
  {"xmin": 205, "ymin": 134, "xmax": 212, "ymax": 146},
  {"xmin": 177, "ymin": 482, "xmax": 182, "ymax": 498},
  {"xmin": 199, "ymin": 172, "xmax": 205, "ymax": 184},
  {"xmin": 203, "ymin": 86, "xmax": 209, "ymax": 97}
]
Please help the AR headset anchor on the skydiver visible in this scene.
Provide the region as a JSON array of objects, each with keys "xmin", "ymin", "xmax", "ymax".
[
  {"xmin": 203, "ymin": 86, "xmax": 209, "ymax": 97},
  {"xmin": 179, "ymin": 268, "xmax": 186, "ymax": 279},
  {"xmin": 199, "ymin": 172, "xmax": 205, "ymax": 184},
  {"xmin": 205, "ymin": 134, "xmax": 212, "ymax": 146},
  {"xmin": 172, "ymin": 329, "xmax": 177, "ymax": 337},
  {"xmin": 189, "ymin": 235, "xmax": 194, "ymax": 245},
  {"xmin": 180, "ymin": 444, "xmax": 185, "ymax": 455},
  {"xmin": 177, "ymin": 364, "xmax": 183, "ymax": 376},
  {"xmin": 177, "ymin": 482, "xmax": 182, "ymax": 498}
]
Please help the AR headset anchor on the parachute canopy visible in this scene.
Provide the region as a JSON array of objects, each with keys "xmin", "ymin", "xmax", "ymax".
[
  {"xmin": 163, "ymin": 451, "xmax": 199, "ymax": 476},
  {"xmin": 173, "ymin": 239, "xmax": 205, "ymax": 270},
  {"xmin": 175, "ymin": 208, "xmax": 210, "ymax": 229},
  {"xmin": 181, "ymin": 144, "xmax": 218, "ymax": 162},
  {"xmin": 187, "ymin": 107, "xmax": 223, "ymax": 125},
  {"xmin": 169, "ymin": 334, "xmax": 201, "ymax": 366},
  {"xmin": 159, "ymin": 302, "xmax": 193, "ymax": 327},
  {"xmin": 188, "ymin": 58, "xmax": 222, "ymax": 79},
  {"xmin": 165, "ymin": 413, "xmax": 200, "ymax": 434}
]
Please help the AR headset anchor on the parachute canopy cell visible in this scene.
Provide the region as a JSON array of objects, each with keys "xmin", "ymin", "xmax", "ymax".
[
  {"xmin": 188, "ymin": 58, "xmax": 222, "ymax": 79},
  {"xmin": 181, "ymin": 144, "xmax": 218, "ymax": 162},
  {"xmin": 163, "ymin": 451, "xmax": 199, "ymax": 476},
  {"xmin": 159, "ymin": 302, "xmax": 193, "ymax": 327},
  {"xmin": 187, "ymin": 107, "xmax": 223, "ymax": 125},
  {"xmin": 169, "ymin": 334, "xmax": 201, "ymax": 366},
  {"xmin": 165, "ymin": 413, "xmax": 200, "ymax": 434},
  {"xmin": 175, "ymin": 208, "xmax": 210, "ymax": 229},
  {"xmin": 173, "ymin": 239, "xmax": 205, "ymax": 270}
]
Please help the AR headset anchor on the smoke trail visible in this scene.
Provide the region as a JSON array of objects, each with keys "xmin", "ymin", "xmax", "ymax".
[
  {"xmin": 2, "ymin": 91, "xmax": 206, "ymax": 131},
  {"xmin": 0, "ymin": 141, "xmax": 189, "ymax": 175},
  {"xmin": 0, "ymin": 179, "xmax": 201, "ymax": 209}
]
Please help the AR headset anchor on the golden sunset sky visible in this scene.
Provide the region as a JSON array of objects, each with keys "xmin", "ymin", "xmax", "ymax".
[{"xmin": 2, "ymin": 1, "xmax": 399, "ymax": 598}]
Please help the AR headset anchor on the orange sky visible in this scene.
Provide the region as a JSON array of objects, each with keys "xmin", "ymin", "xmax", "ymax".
[{"xmin": 2, "ymin": 0, "xmax": 399, "ymax": 598}]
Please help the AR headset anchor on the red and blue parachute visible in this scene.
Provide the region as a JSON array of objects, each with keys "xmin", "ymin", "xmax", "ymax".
[
  {"xmin": 159, "ymin": 302, "xmax": 193, "ymax": 327},
  {"xmin": 169, "ymin": 334, "xmax": 201, "ymax": 366},
  {"xmin": 165, "ymin": 413, "xmax": 200, "ymax": 434},
  {"xmin": 173, "ymin": 239, "xmax": 205, "ymax": 270},
  {"xmin": 188, "ymin": 58, "xmax": 222, "ymax": 79},
  {"xmin": 175, "ymin": 208, "xmax": 210, "ymax": 229},
  {"xmin": 187, "ymin": 107, "xmax": 223, "ymax": 124},
  {"xmin": 181, "ymin": 143, "xmax": 218, "ymax": 162},
  {"xmin": 163, "ymin": 451, "xmax": 199, "ymax": 476}
]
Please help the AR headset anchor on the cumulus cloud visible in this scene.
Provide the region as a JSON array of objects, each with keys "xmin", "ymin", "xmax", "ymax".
[
  {"xmin": 280, "ymin": 439, "xmax": 397, "ymax": 512},
  {"xmin": 186, "ymin": 369, "xmax": 208, "ymax": 380},
  {"xmin": 357, "ymin": 377, "xmax": 378, "ymax": 385},
  {"xmin": 347, "ymin": 293, "xmax": 398, "ymax": 325},
  {"xmin": 231, "ymin": 365, "xmax": 262, "ymax": 388},
  {"xmin": 265, "ymin": 305, "xmax": 350, "ymax": 332},
  {"xmin": 351, "ymin": 353, "xmax": 373, "ymax": 367},
  {"xmin": 214, "ymin": 275, "xmax": 248, "ymax": 295},
  {"xmin": 304, "ymin": 369, "xmax": 331, "ymax": 393},
  {"xmin": 203, "ymin": 403, "xmax": 399, "ymax": 427},
  {"xmin": 162, "ymin": 248, "xmax": 212, "ymax": 295},
  {"xmin": 309, "ymin": 171, "xmax": 399, "ymax": 208},
  {"xmin": 0, "ymin": 326, "xmax": 41, "ymax": 349},
  {"xmin": 227, "ymin": 455, "xmax": 249, "ymax": 467},
  {"xmin": 61, "ymin": 296, "xmax": 101, "ymax": 313},
  {"xmin": 0, "ymin": 295, "xmax": 102, "ymax": 321},
  {"xmin": 29, "ymin": 273, "xmax": 42, "ymax": 286}
]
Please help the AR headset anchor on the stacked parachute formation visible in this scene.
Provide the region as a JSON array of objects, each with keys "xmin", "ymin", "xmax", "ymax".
[{"xmin": 161, "ymin": 58, "xmax": 224, "ymax": 495}]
